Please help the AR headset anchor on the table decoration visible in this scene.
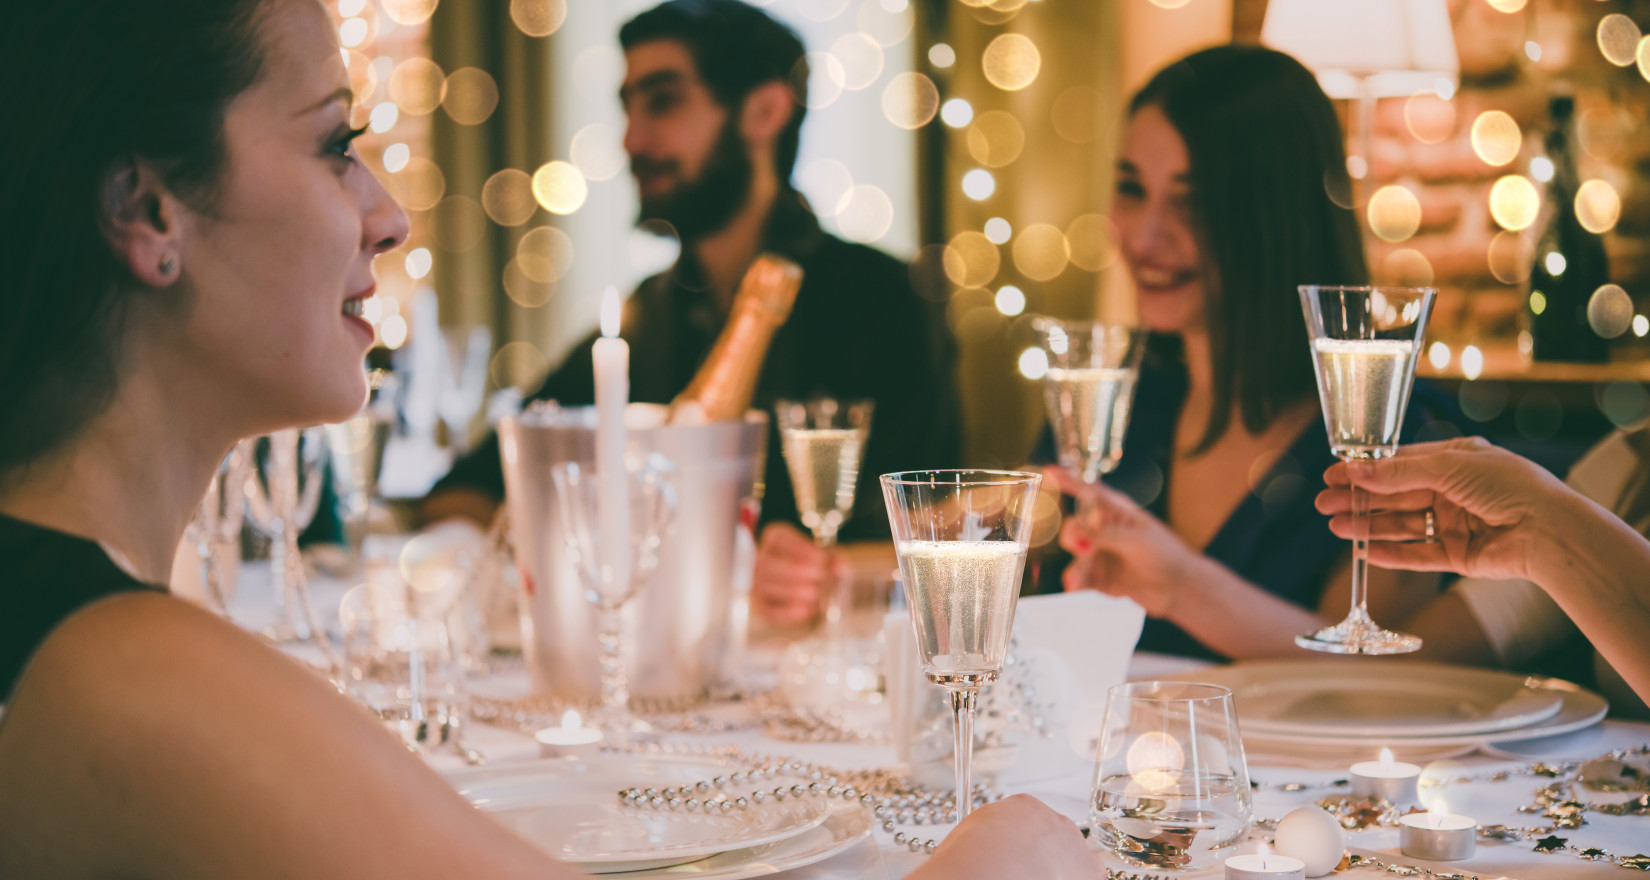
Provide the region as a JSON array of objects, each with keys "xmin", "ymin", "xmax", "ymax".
[
  {"xmin": 1399, "ymin": 800, "xmax": 1477, "ymax": 861},
  {"xmin": 535, "ymin": 710, "xmax": 603, "ymax": 758},
  {"xmin": 1350, "ymin": 748, "xmax": 1421, "ymax": 805},
  {"xmin": 1271, "ymin": 806, "xmax": 1345, "ymax": 876},
  {"xmin": 1224, "ymin": 844, "xmax": 1306, "ymax": 880}
]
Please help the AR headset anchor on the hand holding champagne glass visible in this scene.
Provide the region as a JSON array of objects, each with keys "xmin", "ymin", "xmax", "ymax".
[
  {"xmin": 1031, "ymin": 318, "xmax": 1146, "ymax": 499},
  {"xmin": 881, "ymin": 470, "xmax": 1041, "ymax": 823},
  {"xmin": 1297, "ymin": 285, "xmax": 1435, "ymax": 654},
  {"xmin": 775, "ymin": 398, "xmax": 873, "ymax": 627}
]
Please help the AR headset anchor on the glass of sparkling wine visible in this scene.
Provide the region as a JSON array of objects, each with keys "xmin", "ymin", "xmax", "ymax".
[
  {"xmin": 1298, "ymin": 284, "xmax": 1435, "ymax": 654},
  {"xmin": 880, "ymin": 469, "xmax": 1041, "ymax": 823},
  {"xmin": 775, "ymin": 398, "xmax": 874, "ymax": 625},
  {"xmin": 1031, "ymin": 318, "xmax": 1146, "ymax": 494},
  {"xmin": 1090, "ymin": 682, "xmax": 1251, "ymax": 870}
]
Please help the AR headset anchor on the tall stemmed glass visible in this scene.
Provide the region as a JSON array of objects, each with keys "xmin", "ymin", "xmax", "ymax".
[
  {"xmin": 324, "ymin": 382, "xmax": 394, "ymax": 570},
  {"xmin": 881, "ymin": 470, "xmax": 1042, "ymax": 823},
  {"xmin": 183, "ymin": 444, "xmax": 255, "ymax": 616},
  {"xmin": 775, "ymin": 398, "xmax": 874, "ymax": 627},
  {"xmin": 1298, "ymin": 285, "xmax": 1435, "ymax": 654},
  {"xmin": 552, "ymin": 455, "xmax": 676, "ymax": 738},
  {"xmin": 1031, "ymin": 318, "xmax": 1146, "ymax": 505},
  {"xmin": 243, "ymin": 427, "xmax": 330, "ymax": 653}
]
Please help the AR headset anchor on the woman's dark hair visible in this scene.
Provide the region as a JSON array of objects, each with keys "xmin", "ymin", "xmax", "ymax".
[
  {"xmin": 0, "ymin": 0, "xmax": 270, "ymax": 481},
  {"xmin": 1130, "ymin": 45, "xmax": 1368, "ymax": 452},
  {"xmin": 620, "ymin": 0, "xmax": 809, "ymax": 183}
]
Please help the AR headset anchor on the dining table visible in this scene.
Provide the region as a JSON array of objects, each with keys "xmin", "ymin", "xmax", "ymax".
[{"xmin": 231, "ymin": 560, "xmax": 1650, "ymax": 880}]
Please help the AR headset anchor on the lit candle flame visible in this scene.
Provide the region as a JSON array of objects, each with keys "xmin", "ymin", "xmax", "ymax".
[
  {"xmin": 1255, "ymin": 842, "xmax": 1272, "ymax": 869},
  {"xmin": 561, "ymin": 709, "xmax": 583, "ymax": 730},
  {"xmin": 600, "ymin": 286, "xmax": 621, "ymax": 338},
  {"xmin": 1430, "ymin": 798, "xmax": 1448, "ymax": 829},
  {"xmin": 1378, "ymin": 747, "xmax": 1395, "ymax": 768}
]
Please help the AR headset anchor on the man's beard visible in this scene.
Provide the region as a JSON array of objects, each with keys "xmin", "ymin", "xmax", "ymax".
[{"xmin": 633, "ymin": 118, "xmax": 753, "ymax": 242}]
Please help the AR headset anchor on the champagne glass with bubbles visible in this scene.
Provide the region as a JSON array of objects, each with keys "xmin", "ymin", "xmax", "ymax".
[
  {"xmin": 881, "ymin": 470, "xmax": 1041, "ymax": 823},
  {"xmin": 1298, "ymin": 285, "xmax": 1435, "ymax": 654},
  {"xmin": 1032, "ymin": 318, "xmax": 1146, "ymax": 502},
  {"xmin": 775, "ymin": 398, "xmax": 873, "ymax": 627}
]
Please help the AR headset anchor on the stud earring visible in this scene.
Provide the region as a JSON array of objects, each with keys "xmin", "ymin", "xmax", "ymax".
[{"xmin": 159, "ymin": 254, "xmax": 175, "ymax": 275}]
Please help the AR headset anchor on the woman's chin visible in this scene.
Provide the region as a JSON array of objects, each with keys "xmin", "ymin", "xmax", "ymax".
[{"xmin": 1136, "ymin": 292, "xmax": 1202, "ymax": 335}]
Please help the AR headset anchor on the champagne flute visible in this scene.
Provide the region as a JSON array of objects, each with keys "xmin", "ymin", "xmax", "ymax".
[
  {"xmin": 1031, "ymin": 318, "xmax": 1146, "ymax": 502},
  {"xmin": 552, "ymin": 455, "xmax": 676, "ymax": 738},
  {"xmin": 881, "ymin": 469, "xmax": 1041, "ymax": 823},
  {"xmin": 774, "ymin": 398, "xmax": 874, "ymax": 628},
  {"xmin": 324, "ymin": 377, "xmax": 394, "ymax": 571},
  {"xmin": 243, "ymin": 427, "xmax": 330, "ymax": 654},
  {"xmin": 1297, "ymin": 285, "xmax": 1435, "ymax": 654}
]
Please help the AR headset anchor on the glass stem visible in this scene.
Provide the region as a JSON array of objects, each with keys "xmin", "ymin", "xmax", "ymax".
[
  {"xmin": 1349, "ymin": 479, "xmax": 1372, "ymax": 620},
  {"xmin": 950, "ymin": 687, "xmax": 978, "ymax": 823},
  {"xmin": 598, "ymin": 602, "xmax": 629, "ymax": 715}
]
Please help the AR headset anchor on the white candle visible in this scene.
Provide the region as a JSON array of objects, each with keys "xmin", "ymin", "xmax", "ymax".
[
  {"xmin": 1349, "ymin": 748, "xmax": 1420, "ymax": 805},
  {"xmin": 592, "ymin": 287, "xmax": 631, "ymax": 596},
  {"xmin": 1225, "ymin": 845, "xmax": 1306, "ymax": 880},
  {"xmin": 1399, "ymin": 800, "xmax": 1476, "ymax": 861},
  {"xmin": 535, "ymin": 710, "xmax": 604, "ymax": 758}
]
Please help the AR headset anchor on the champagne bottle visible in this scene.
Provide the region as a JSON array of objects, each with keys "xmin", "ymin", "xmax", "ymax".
[
  {"xmin": 670, "ymin": 253, "xmax": 804, "ymax": 423},
  {"xmin": 1528, "ymin": 95, "xmax": 1610, "ymax": 363}
]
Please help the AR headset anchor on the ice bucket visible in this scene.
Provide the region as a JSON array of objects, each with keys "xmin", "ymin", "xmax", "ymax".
[{"xmin": 499, "ymin": 405, "xmax": 766, "ymax": 704}]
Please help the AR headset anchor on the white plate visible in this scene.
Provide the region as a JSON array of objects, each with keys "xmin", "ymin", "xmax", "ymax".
[
  {"xmin": 1173, "ymin": 660, "xmax": 1566, "ymax": 739},
  {"xmin": 447, "ymin": 756, "xmax": 832, "ymax": 873},
  {"xmin": 607, "ymin": 800, "xmax": 873, "ymax": 879}
]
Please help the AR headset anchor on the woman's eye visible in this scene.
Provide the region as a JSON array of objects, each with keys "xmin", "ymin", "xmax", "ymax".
[
  {"xmin": 328, "ymin": 125, "xmax": 369, "ymax": 161},
  {"xmin": 1115, "ymin": 180, "xmax": 1145, "ymax": 200}
]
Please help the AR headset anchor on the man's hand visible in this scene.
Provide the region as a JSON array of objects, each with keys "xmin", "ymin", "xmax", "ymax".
[{"xmin": 750, "ymin": 522, "xmax": 845, "ymax": 626}]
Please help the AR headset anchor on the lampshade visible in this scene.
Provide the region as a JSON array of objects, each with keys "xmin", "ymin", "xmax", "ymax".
[{"xmin": 1261, "ymin": 0, "xmax": 1459, "ymax": 100}]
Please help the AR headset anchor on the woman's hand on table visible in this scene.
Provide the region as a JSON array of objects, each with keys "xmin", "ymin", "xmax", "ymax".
[
  {"xmin": 915, "ymin": 795, "xmax": 1097, "ymax": 879},
  {"xmin": 1314, "ymin": 437, "xmax": 1561, "ymax": 583},
  {"xmin": 750, "ymin": 522, "xmax": 845, "ymax": 626},
  {"xmin": 1047, "ymin": 466, "xmax": 1202, "ymax": 619}
]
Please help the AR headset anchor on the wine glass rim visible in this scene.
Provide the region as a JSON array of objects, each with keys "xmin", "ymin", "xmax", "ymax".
[
  {"xmin": 879, "ymin": 468, "xmax": 1042, "ymax": 486},
  {"xmin": 1109, "ymin": 680, "xmax": 1234, "ymax": 703},
  {"xmin": 1298, "ymin": 284, "xmax": 1437, "ymax": 295}
]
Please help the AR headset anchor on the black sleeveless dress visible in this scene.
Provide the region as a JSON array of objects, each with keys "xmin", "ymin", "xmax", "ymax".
[{"xmin": 0, "ymin": 512, "xmax": 164, "ymax": 702}]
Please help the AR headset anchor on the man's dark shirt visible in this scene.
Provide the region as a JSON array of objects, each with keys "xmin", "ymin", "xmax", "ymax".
[{"xmin": 433, "ymin": 192, "xmax": 957, "ymax": 542}]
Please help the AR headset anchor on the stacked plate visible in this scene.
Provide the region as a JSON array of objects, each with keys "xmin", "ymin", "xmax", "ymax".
[
  {"xmin": 446, "ymin": 754, "xmax": 871, "ymax": 877},
  {"xmin": 1175, "ymin": 660, "xmax": 1608, "ymax": 749}
]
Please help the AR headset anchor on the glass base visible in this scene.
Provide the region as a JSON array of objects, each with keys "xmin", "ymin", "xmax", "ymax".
[{"xmin": 1296, "ymin": 613, "xmax": 1421, "ymax": 655}]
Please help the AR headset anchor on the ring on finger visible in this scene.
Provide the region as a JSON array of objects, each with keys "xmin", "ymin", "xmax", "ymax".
[{"xmin": 1423, "ymin": 508, "xmax": 1438, "ymax": 543}]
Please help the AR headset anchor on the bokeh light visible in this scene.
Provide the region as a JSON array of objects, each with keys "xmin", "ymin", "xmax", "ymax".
[
  {"xmin": 857, "ymin": 0, "xmax": 914, "ymax": 48},
  {"xmin": 880, "ymin": 71, "xmax": 938, "ymax": 129},
  {"xmin": 1368, "ymin": 185, "xmax": 1422, "ymax": 242},
  {"xmin": 1470, "ymin": 111, "xmax": 1521, "ymax": 167},
  {"xmin": 1489, "ymin": 175, "xmax": 1540, "ymax": 231},
  {"xmin": 1589, "ymin": 284, "xmax": 1634, "ymax": 338},
  {"xmin": 802, "ymin": 52, "xmax": 847, "ymax": 110},
  {"xmin": 967, "ymin": 110, "xmax": 1026, "ymax": 168},
  {"xmin": 481, "ymin": 168, "xmax": 537, "ymax": 226},
  {"xmin": 1461, "ymin": 345, "xmax": 1484, "ymax": 380},
  {"xmin": 1600, "ymin": 381, "xmax": 1650, "ymax": 430},
  {"xmin": 405, "ymin": 247, "xmax": 433, "ymax": 280},
  {"xmin": 431, "ymin": 196, "xmax": 487, "ymax": 252},
  {"xmin": 1530, "ymin": 289, "xmax": 1547, "ymax": 315},
  {"xmin": 1148, "ymin": 0, "xmax": 1190, "ymax": 8},
  {"xmin": 1530, "ymin": 156, "xmax": 1554, "ymax": 182},
  {"xmin": 510, "ymin": 0, "xmax": 567, "ymax": 37},
  {"xmin": 443, "ymin": 67, "xmax": 500, "ymax": 125},
  {"xmin": 943, "ymin": 230, "xmax": 1001, "ymax": 288},
  {"xmin": 928, "ymin": 43, "xmax": 956, "ymax": 68},
  {"xmin": 389, "ymin": 58, "xmax": 446, "ymax": 115},
  {"xmin": 941, "ymin": 97, "xmax": 974, "ymax": 128},
  {"xmin": 1018, "ymin": 347, "xmax": 1049, "ymax": 379},
  {"xmin": 962, "ymin": 168, "xmax": 996, "ymax": 200},
  {"xmin": 517, "ymin": 226, "xmax": 575, "ymax": 283},
  {"xmin": 1404, "ymin": 91, "xmax": 1455, "ymax": 144},
  {"xmin": 1384, "ymin": 248, "xmax": 1434, "ymax": 285},
  {"xmin": 1637, "ymin": 314, "xmax": 1649, "ymax": 337},
  {"xmin": 1066, "ymin": 213, "xmax": 1117, "ymax": 272},
  {"xmin": 345, "ymin": 49, "xmax": 378, "ymax": 102},
  {"xmin": 1545, "ymin": 251, "xmax": 1566, "ymax": 276},
  {"xmin": 381, "ymin": 0, "xmax": 438, "ymax": 26},
  {"xmin": 795, "ymin": 0, "xmax": 851, "ymax": 22},
  {"xmin": 531, "ymin": 161, "xmax": 588, "ymax": 215},
  {"xmin": 489, "ymin": 341, "xmax": 550, "ymax": 391},
  {"xmin": 995, "ymin": 285, "xmax": 1026, "ymax": 316},
  {"xmin": 836, "ymin": 185, "xmax": 895, "ymax": 243},
  {"xmin": 1486, "ymin": 0, "xmax": 1527, "ymax": 11},
  {"xmin": 798, "ymin": 158, "xmax": 855, "ymax": 217},
  {"xmin": 369, "ymin": 102, "xmax": 400, "ymax": 134},
  {"xmin": 831, "ymin": 33, "xmax": 884, "ymax": 91},
  {"xmin": 339, "ymin": 0, "xmax": 368, "ymax": 16},
  {"xmin": 340, "ymin": 17, "xmax": 369, "ymax": 48},
  {"xmin": 1575, "ymin": 180, "xmax": 1622, "ymax": 234},
  {"xmin": 1598, "ymin": 14, "xmax": 1641, "ymax": 67},
  {"xmin": 1525, "ymin": 41, "xmax": 1543, "ymax": 63},
  {"xmin": 379, "ymin": 314, "xmax": 409, "ymax": 349},
  {"xmin": 982, "ymin": 33, "xmax": 1040, "ymax": 91},
  {"xmin": 382, "ymin": 142, "xmax": 410, "ymax": 173},
  {"xmin": 1052, "ymin": 85, "xmax": 1106, "ymax": 144},
  {"xmin": 502, "ymin": 258, "xmax": 554, "ymax": 308},
  {"xmin": 570, "ymin": 122, "xmax": 626, "ymax": 182},
  {"xmin": 1013, "ymin": 223, "xmax": 1070, "ymax": 281},
  {"xmin": 1487, "ymin": 230, "xmax": 1530, "ymax": 283},
  {"xmin": 1639, "ymin": 36, "xmax": 1650, "ymax": 83},
  {"xmin": 391, "ymin": 157, "xmax": 445, "ymax": 211},
  {"xmin": 1427, "ymin": 341, "xmax": 1451, "ymax": 370},
  {"xmin": 983, "ymin": 217, "xmax": 1012, "ymax": 244}
]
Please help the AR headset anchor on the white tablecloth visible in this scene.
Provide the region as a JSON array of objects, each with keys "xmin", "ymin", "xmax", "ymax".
[{"xmin": 231, "ymin": 564, "xmax": 1650, "ymax": 879}]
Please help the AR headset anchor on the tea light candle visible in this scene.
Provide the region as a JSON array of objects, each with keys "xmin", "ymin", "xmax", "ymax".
[
  {"xmin": 1399, "ymin": 800, "xmax": 1476, "ymax": 861},
  {"xmin": 535, "ymin": 710, "xmax": 603, "ymax": 758},
  {"xmin": 1349, "ymin": 748, "xmax": 1420, "ymax": 805},
  {"xmin": 1225, "ymin": 845, "xmax": 1306, "ymax": 880}
]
